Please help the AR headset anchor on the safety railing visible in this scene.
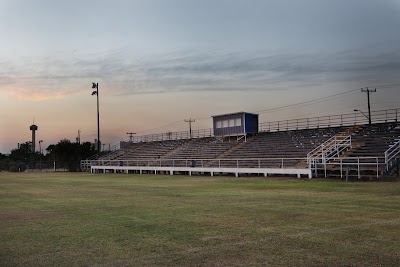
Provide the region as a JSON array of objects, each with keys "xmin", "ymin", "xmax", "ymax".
[
  {"xmin": 81, "ymin": 157, "xmax": 307, "ymax": 171},
  {"xmin": 385, "ymin": 139, "xmax": 400, "ymax": 170},
  {"xmin": 259, "ymin": 108, "xmax": 398, "ymax": 132},
  {"xmin": 128, "ymin": 128, "xmax": 214, "ymax": 143},
  {"xmin": 307, "ymin": 135, "xmax": 352, "ymax": 165},
  {"xmin": 324, "ymin": 157, "xmax": 385, "ymax": 179}
]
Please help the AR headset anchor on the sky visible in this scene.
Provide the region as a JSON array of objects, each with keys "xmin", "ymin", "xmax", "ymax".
[{"xmin": 1, "ymin": 0, "xmax": 400, "ymax": 153}]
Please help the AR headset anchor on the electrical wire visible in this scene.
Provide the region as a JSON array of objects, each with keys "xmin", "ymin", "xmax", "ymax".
[
  {"xmin": 254, "ymin": 88, "xmax": 360, "ymax": 114},
  {"xmin": 134, "ymin": 120, "xmax": 185, "ymax": 134},
  {"xmin": 132, "ymin": 83, "xmax": 399, "ymax": 134}
]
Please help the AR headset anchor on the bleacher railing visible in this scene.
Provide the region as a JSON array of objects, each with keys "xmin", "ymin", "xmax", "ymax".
[
  {"xmin": 307, "ymin": 135, "xmax": 352, "ymax": 165},
  {"xmin": 81, "ymin": 158, "xmax": 307, "ymax": 171},
  {"xmin": 130, "ymin": 129, "xmax": 214, "ymax": 143},
  {"xmin": 259, "ymin": 108, "xmax": 398, "ymax": 132},
  {"xmin": 325, "ymin": 157, "xmax": 385, "ymax": 179},
  {"xmin": 385, "ymin": 139, "xmax": 400, "ymax": 171}
]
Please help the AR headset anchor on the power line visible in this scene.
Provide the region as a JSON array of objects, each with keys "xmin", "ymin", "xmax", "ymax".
[
  {"xmin": 253, "ymin": 83, "xmax": 399, "ymax": 114},
  {"xmin": 369, "ymin": 83, "xmax": 400, "ymax": 89},
  {"xmin": 134, "ymin": 120, "xmax": 185, "ymax": 134},
  {"xmin": 254, "ymin": 88, "xmax": 360, "ymax": 114}
]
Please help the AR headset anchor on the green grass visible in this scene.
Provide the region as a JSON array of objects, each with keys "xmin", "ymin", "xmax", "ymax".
[{"xmin": 1, "ymin": 172, "xmax": 399, "ymax": 266}]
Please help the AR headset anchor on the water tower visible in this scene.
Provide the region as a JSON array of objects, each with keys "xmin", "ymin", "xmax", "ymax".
[{"xmin": 30, "ymin": 124, "xmax": 38, "ymax": 153}]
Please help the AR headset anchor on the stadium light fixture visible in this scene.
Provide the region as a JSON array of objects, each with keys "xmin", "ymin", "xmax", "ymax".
[{"xmin": 92, "ymin": 83, "xmax": 100, "ymax": 152}]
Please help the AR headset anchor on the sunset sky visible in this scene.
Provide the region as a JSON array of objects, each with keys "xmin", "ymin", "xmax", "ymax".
[{"xmin": 1, "ymin": 0, "xmax": 400, "ymax": 153}]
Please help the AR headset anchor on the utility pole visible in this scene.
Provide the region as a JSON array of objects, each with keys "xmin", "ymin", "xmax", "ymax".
[
  {"xmin": 184, "ymin": 118, "xmax": 195, "ymax": 138},
  {"xmin": 361, "ymin": 87, "xmax": 376, "ymax": 124},
  {"xmin": 166, "ymin": 132, "xmax": 172, "ymax": 140},
  {"xmin": 127, "ymin": 132, "xmax": 136, "ymax": 142}
]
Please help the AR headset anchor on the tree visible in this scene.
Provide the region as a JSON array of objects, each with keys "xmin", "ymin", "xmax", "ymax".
[{"xmin": 46, "ymin": 139, "xmax": 96, "ymax": 171}]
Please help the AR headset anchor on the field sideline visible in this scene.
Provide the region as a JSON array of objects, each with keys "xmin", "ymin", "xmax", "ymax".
[{"xmin": 1, "ymin": 172, "xmax": 399, "ymax": 266}]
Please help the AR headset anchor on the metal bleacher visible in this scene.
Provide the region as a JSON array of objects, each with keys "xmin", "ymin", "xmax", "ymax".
[{"xmin": 83, "ymin": 108, "xmax": 400, "ymax": 179}]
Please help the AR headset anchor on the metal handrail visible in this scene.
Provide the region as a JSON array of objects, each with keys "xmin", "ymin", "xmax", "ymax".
[
  {"xmin": 307, "ymin": 135, "xmax": 352, "ymax": 164},
  {"xmin": 384, "ymin": 140, "xmax": 400, "ymax": 169},
  {"xmin": 259, "ymin": 108, "xmax": 398, "ymax": 132},
  {"xmin": 82, "ymin": 157, "xmax": 308, "ymax": 170}
]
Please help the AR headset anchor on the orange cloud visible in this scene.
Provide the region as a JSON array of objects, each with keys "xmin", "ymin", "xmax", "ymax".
[
  {"xmin": 1, "ymin": 83, "xmax": 77, "ymax": 101},
  {"xmin": 4, "ymin": 89, "xmax": 65, "ymax": 101}
]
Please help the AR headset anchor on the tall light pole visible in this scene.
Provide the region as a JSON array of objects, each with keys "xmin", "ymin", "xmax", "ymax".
[
  {"xmin": 92, "ymin": 83, "xmax": 100, "ymax": 152},
  {"xmin": 39, "ymin": 140, "xmax": 43, "ymax": 170}
]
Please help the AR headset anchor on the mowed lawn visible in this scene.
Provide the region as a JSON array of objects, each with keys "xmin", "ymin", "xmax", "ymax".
[{"xmin": 0, "ymin": 172, "xmax": 399, "ymax": 267}]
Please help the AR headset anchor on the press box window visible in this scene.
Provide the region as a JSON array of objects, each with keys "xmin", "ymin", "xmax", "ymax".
[{"xmin": 235, "ymin": 118, "xmax": 241, "ymax": 127}]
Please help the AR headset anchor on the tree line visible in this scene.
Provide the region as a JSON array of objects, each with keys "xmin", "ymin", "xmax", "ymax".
[{"xmin": 0, "ymin": 139, "xmax": 97, "ymax": 172}]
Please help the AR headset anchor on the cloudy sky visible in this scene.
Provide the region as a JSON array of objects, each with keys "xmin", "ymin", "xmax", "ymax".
[{"xmin": 1, "ymin": 0, "xmax": 400, "ymax": 153}]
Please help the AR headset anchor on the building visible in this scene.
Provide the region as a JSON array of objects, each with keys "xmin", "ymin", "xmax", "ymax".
[{"xmin": 212, "ymin": 112, "xmax": 259, "ymax": 140}]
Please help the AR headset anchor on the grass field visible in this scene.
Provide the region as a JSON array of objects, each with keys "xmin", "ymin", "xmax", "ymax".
[{"xmin": 1, "ymin": 172, "xmax": 399, "ymax": 267}]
